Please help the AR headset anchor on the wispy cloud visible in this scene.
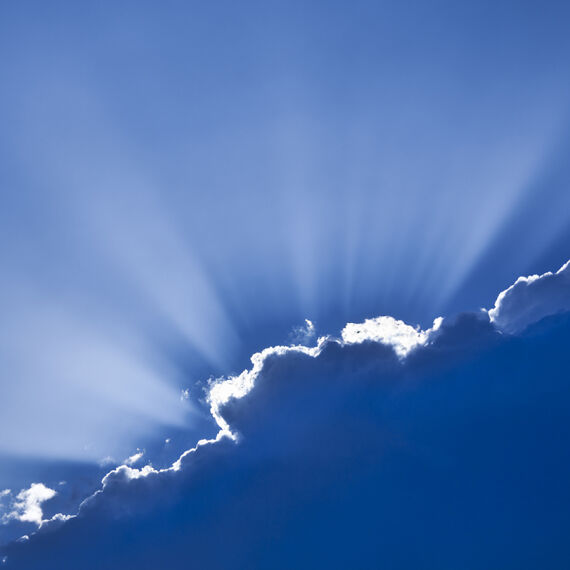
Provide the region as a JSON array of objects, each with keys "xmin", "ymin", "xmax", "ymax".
[{"xmin": 290, "ymin": 319, "xmax": 317, "ymax": 345}]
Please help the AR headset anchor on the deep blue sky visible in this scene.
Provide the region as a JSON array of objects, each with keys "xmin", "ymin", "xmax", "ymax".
[{"xmin": 1, "ymin": 1, "xmax": 570, "ymax": 565}]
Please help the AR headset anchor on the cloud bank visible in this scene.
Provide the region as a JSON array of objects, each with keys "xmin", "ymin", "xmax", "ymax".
[{"xmin": 2, "ymin": 260, "xmax": 570, "ymax": 569}]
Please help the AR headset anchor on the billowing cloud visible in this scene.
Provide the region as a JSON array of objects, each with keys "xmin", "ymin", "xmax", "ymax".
[
  {"xmin": 3, "ymin": 263, "xmax": 570, "ymax": 568},
  {"xmin": 341, "ymin": 315, "xmax": 443, "ymax": 358},
  {"xmin": 489, "ymin": 259, "xmax": 570, "ymax": 334},
  {"xmin": 1, "ymin": 485, "xmax": 56, "ymax": 527}
]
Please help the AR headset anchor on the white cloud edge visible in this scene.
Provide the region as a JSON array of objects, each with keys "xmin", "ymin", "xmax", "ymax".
[
  {"xmin": 7, "ymin": 259, "xmax": 570, "ymax": 542},
  {"xmin": 341, "ymin": 315, "xmax": 443, "ymax": 358},
  {"xmin": 124, "ymin": 450, "xmax": 144, "ymax": 466},
  {"xmin": 488, "ymin": 259, "xmax": 570, "ymax": 333},
  {"xmin": 13, "ymin": 322, "xmax": 437, "ymax": 536},
  {"xmin": 1, "ymin": 483, "xmax": 62, "ymax": 528}
]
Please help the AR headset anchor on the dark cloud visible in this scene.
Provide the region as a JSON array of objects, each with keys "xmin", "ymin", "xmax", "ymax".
[{"xmin": 3, "ymin": 301, "xmax": 570, "ymax": 569}]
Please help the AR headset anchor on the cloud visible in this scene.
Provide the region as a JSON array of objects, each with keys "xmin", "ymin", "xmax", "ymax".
[
  {"xmin": 206, "ymin": 339, "xmax": 327, "ymax": 439},
  {"xmin": 123, "ymin": 451, "xmax": 144, "ymax": 466},
  {"xmin": 341, "ymin": 315, "xmax": 443, "ymax": 358},
  {"xmin": 5, "ymin": 305, "xmax": 570, "ymax": 569},
  {"xmin": 290, "ymin": 319, "xmax": 317, "ymax": 345},
  {"xmin": 0, "ymin": 491, "xmax": 11, "ymax": 520},
  {"xmin": 1, "ymin": 485, "xmax": 56, "ymax": 527},
  {"xmin": 488, "ymin": 259, "xmax": 570, "ymax": 334},
  {"xmin": 4, "ymin": 262, "xmax": 570, "ymax": 568}
]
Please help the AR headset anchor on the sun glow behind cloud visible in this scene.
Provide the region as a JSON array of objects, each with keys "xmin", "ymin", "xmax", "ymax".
[
  {"xmin": 2, "ymin": 85, "xmax": 569, "ymax": 464},
  {"xmin": 3, "ymin": 257, "xmax": 567, "ymax": 562},
  {"xmin": 1, "ymin": 0, "xmax": 570, "ymax": 471}
]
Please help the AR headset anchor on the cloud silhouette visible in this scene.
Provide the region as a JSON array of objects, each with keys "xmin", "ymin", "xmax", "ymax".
[{"xmin": 3, "ymin": 262, "xmax": 570, "ymax": 569}]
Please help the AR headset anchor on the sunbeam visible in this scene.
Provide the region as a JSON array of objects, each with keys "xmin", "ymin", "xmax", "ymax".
[{"xmin": 1, "ymin": 5, "xmax": 570, "ymax": 562}]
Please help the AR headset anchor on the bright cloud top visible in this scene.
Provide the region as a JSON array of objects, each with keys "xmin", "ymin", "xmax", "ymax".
[
  {"xmin": 124, "ymin": 451, "xmax": 144, "ymax": 467},
  {"xmin": 489, "ymin": 259, "xmax": 570, "ymax": 334},
  {"xmin": 1, "ymin": 485, "xmax": 56, "ymax": 527},
  {"xmin": 2, "ymin": 260, "xmax": 570, "ymax": 556},
  {"xmin": 341, "ymin": 316, "xmax": 443, "ymax": 358}
]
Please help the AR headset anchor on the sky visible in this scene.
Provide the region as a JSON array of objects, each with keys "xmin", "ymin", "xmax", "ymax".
[{"xmin": 1, "ymin": 1, "xmax": 570, "ymax": 568}]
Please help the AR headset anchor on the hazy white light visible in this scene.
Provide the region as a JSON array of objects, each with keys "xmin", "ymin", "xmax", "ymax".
[
  {"xmin": 0, "ymin": 302, "xmax": 192, "ymax": 461},
  {"xmin": 291, "ymin": 319, "xmax": 316, "ymax": 344}
]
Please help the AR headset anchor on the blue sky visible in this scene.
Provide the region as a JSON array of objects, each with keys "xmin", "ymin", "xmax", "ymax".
[{"xmin": 1, "ymin": 1, "xmax": 570, "ymax": 567}]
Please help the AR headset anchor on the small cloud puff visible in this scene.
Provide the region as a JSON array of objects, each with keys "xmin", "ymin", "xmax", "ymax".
[
  {"xmin": 290, "ymin": 319, "xmax": 317, "ymax": 345},
  {"xmin": 489, "ymin": 259, "xmax": 570, "ymax": 334},
  {"xmin": 1, "ymin": 484, "xmax": 56, "ymax": 527},
  {"xmin": 124, "ymin": 451, "xmax": 144, "ymax": 466},
  {"xmin": 342, "ymin": 315, "xmax": 443, "ymax": 358}
]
